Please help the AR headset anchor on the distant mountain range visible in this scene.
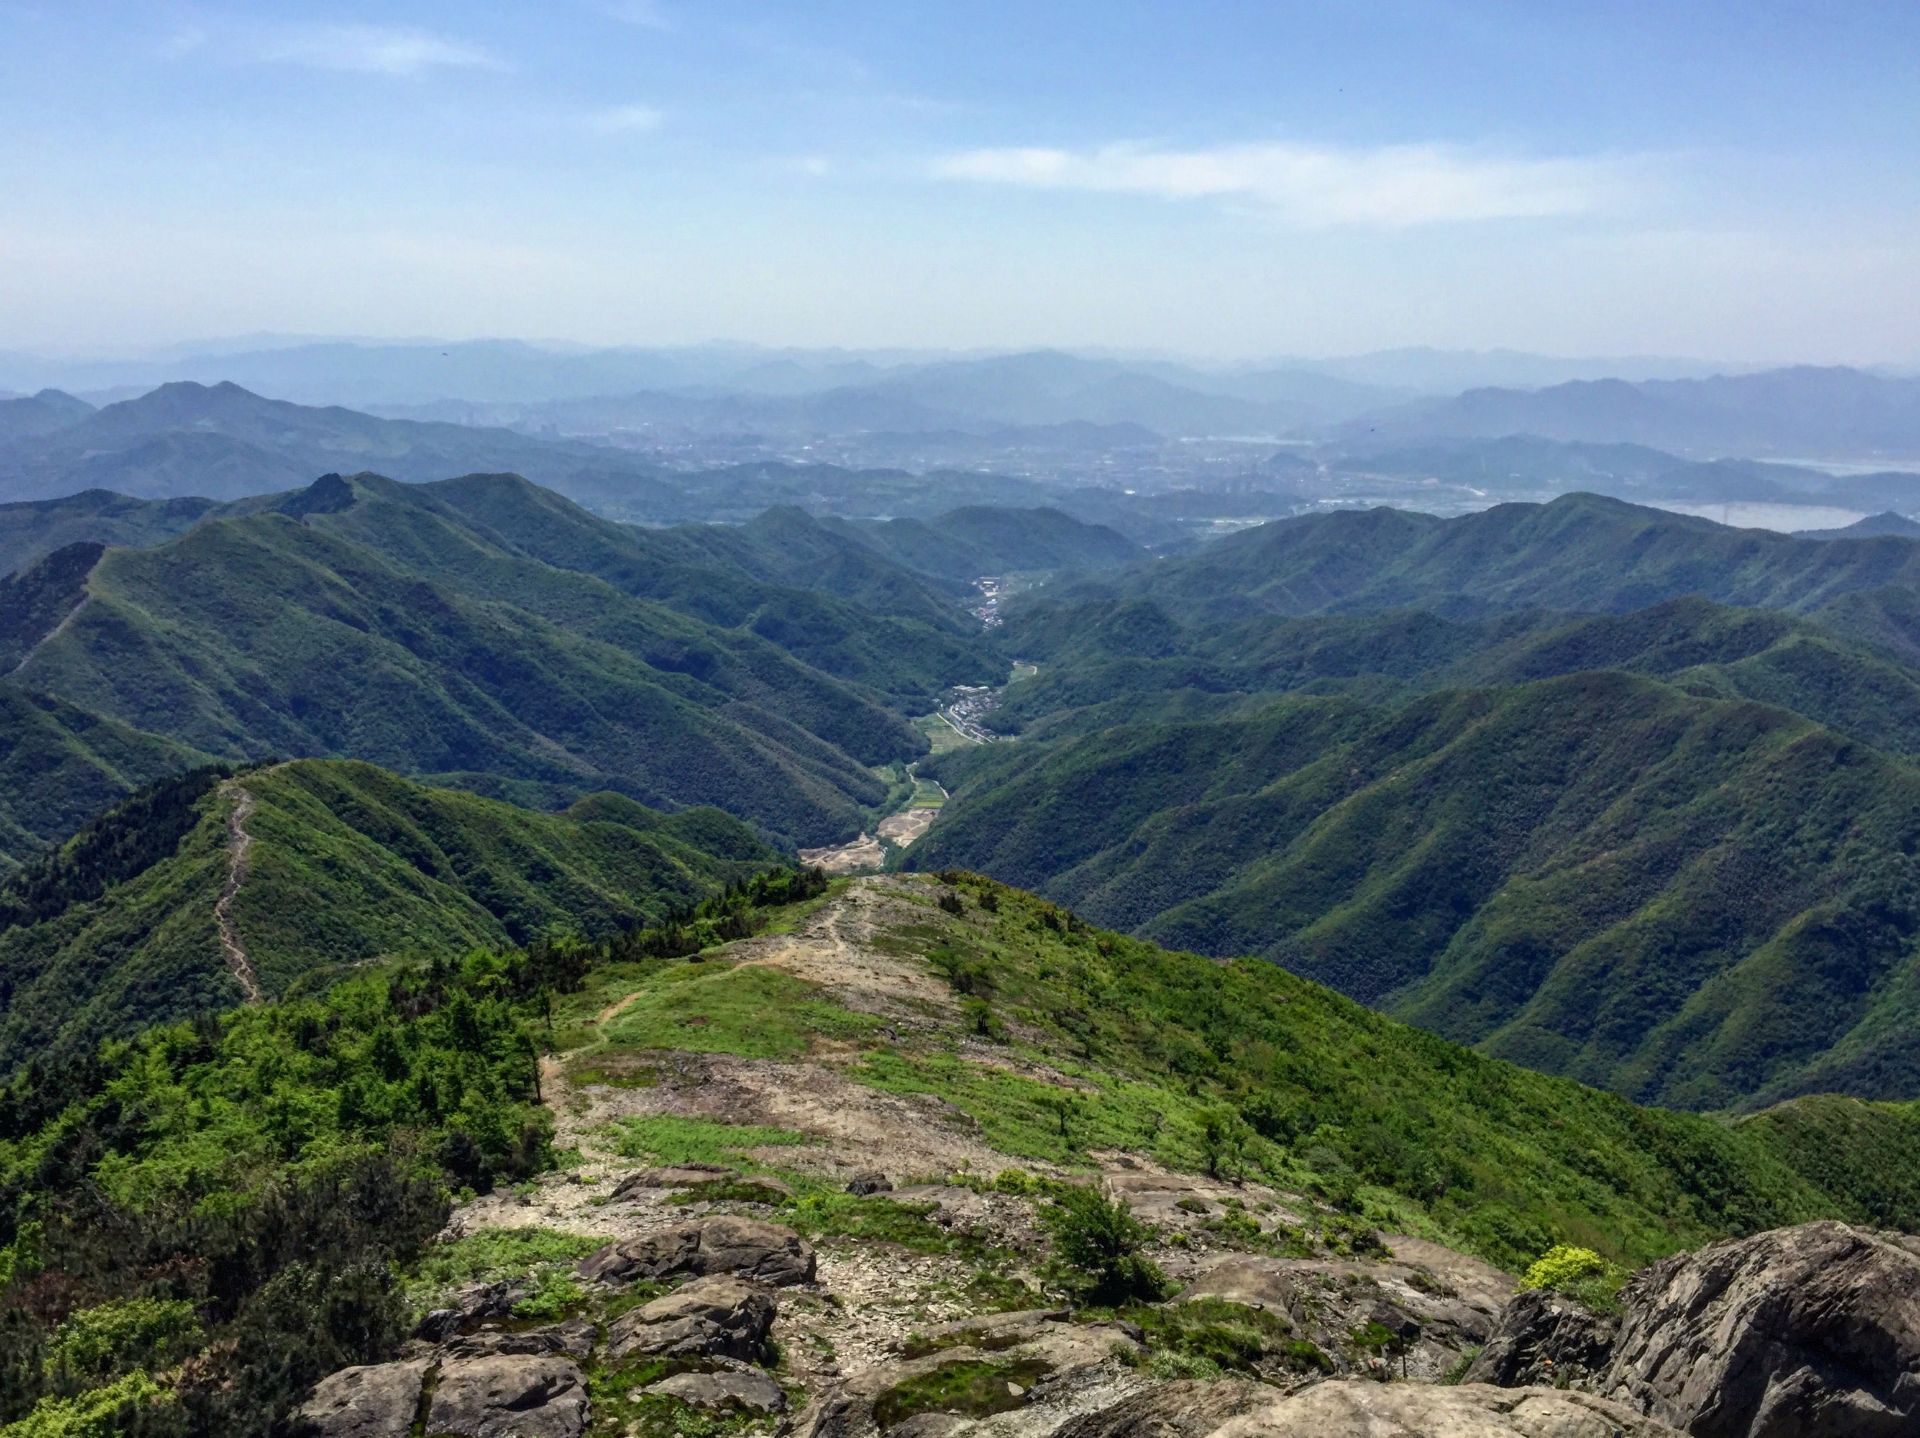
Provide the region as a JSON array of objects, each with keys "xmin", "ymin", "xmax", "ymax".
[{"xmin": 1350, "ymin": 366, "xmax": 1920, "ymax": 457}]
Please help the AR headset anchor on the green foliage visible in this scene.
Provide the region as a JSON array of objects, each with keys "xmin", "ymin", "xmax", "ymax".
[
  {"xmin": 0, "ymin": 1370, "xmax": 175, "ymax": 1438},
  {"xmin": 603, "ymin": 1116, "xmax": 813, "ymax": 1168},
  {"xmin": 402, "ymin": 1227, "xmax": 604, "ymax": 1320},
  {"xmin": 869, "ymin": 877, "xmax": 1920, "ymax": 1271},
  {"xmin": 600, "ymin": 961, "xmax": 879, "ymax": 1060},
  {"xmin": 0, "ymin": 926, "xmax": 586, "ymax": 1431},
  {"xmin": 44, "ymin": 1300, "xmax": 203, "ymax": 1387},
  {"xmin": 1121, "ymin": 1297, "xmax": 1298, "ymax": 1373},
  {"xmin": 780, "ymin": 1191, "xmax": 953, "ymax": 1253},
  {"xmin": 1041, "ymin": 1186, "xmax": 1171, "ymax": 1305},
  {"xmin": 5, "ymin": 473, "xmax": 961, "ymax": 852},
  {"xmin": 1520, "ymin": 1244, "xmax": 1628, "ymax": 1311},
  {"xmin": 917, "ymin": 668, "xmax": 1920, "ymax": 1110},
  {"xmin": 872, "ymin": 1358, "xmax": 1053, "ymax": 1429},
  {"xmin": 0, "ymin": 688, "xmax": 210, "ymax": 877}
]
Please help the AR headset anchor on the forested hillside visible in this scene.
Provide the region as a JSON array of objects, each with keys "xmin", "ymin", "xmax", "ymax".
[
  {"xmin": 1064, "ymin": 492, "xmax": 1920, "ymax": 621},
  {"xmin": 921, "ymin": 669, "xmax": 1920, "ymax": 1110},
  {"xmin": 0, "ymin": 475, "xmax": 997, "ymax": 848},
  {"xmin": 906, "ymin": 497, "xmax": 1920, "ymax": 1111},
  {"xmin": 0, "ymin": 760, "xmax": 775, "ymax": 1073}
]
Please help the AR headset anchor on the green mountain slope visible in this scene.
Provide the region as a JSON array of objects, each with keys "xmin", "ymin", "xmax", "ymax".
[
  {"xmin": 914, "ymin": 671, "xmax": 1920, "ymax": 1110},
  {"xmin": 1066, "ymin": 492, "xmax": 1920, "ymax": 622},
  {"xmin": 0, "ymin": 489, "xmax": 224, "ymax": 576},
  {"xmin": 0, "ymin": 759, "xmax": 776, "ymax": 1072},
  {"xmin": 0, "ymin": 687, "xmax": 213, "ymax": 870},
  {"xmin": 999, "ymin": 591, "xmax": 1920, "ymax": 758},
  {"xmin": 0, "ymin": 474, "xmax": 1003, "ymax": 711},
  {"xmin": 6, "ymin": 483, "xmax": 931, "ymax": 845},
  {"xmin": 388, "ymin": 479, "xmax": 999, "ymax": 703}
]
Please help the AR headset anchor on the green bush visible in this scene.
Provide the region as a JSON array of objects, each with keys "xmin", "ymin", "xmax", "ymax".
[
  {"xmin": 0, "ymin": 1371, "xmax": 175, "ymax": 1437},
  {"xmin": 45, "ymin": 1300, "xmax": 202, "ymax": 1387},
  {"xmin": 1519, "ymin": 1244, "xmax": 1627, "ymax": 1310},
  {"xmin": 1042, "ymin": 1186, "xmax": 1170, "ymax": 1305}
]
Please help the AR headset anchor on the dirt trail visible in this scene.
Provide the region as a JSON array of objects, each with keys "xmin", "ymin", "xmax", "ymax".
[
  {"xmin": 213, "ymin": 780, "xmax": 265, "ymax": 1005},
  {"xmin": 8, "ymin": 593, "xmax": 90, "ymax": 677}
]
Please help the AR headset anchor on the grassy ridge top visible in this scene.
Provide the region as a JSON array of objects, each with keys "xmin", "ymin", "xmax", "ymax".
[
  {"xmin": 845, "ymin": 875, "xmax": 1920, "ymax": 1265},
  {"xmin": 0, "ymin": 759, "xmax": 777, "ymax": 1074},
  {"xmin": 542, "ymin": 871, "xmax": 1920, "ymax": 1271}
]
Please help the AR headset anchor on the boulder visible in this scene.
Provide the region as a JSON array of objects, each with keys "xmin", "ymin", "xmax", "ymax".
[
  {"xmin": 1210, "ymin": 1381, "xmax": 1681, "ymax": 1436},
  {"xmin": 787, "ymin": 1316, "xmax": 1140, "ymax": 1438},
  {"xmin": 577, "ymin": 1215, "xmax": 816, "ymax": 1287},
  {"xmin": 606, "ymin": 1275, "xmax": 776, "ymax": 1361},
  {"xmin": 1051, "ymin": 1379, "xmax": 1280, "ymax": 1438},
  {"xmin": 846, "ymin": 1170, "xmax": 893, "ymax": 1195},
  {"xmin": 424, "ymin": 1354, "xmax": 591, "ymax": 1438},
  {"xmin": 1179, "ymin": 1253, "xmax": 1504, "ymax": 1380},
  {"xmin": 613, "ymin": 1166, "xmax": 792, "ymax": 1203},
  {"xmin": 902, "ymin": 1308, "xmax": 1071, "ymax": 1357},
  {"xmin": 612, "ymin": 1163, "xmax": 735, "ymax": 1199},
  {"xmin": 289, "ymin": 1359, "xmax": 429, "ymax": 1438},
  {"xmin": 440, "ymin": 1316, "xmax": 596, "ymax": 1363},
  {"xmin": 1465, "ymin": 1287, "xmax": 1617, "ymax": 1388},
  {"xmin": 647, "ymin": 1370, "xmax": 788, "ymax": 1414},
  {"xmin": 1601, "ymin": 1220, "xmax": 1920, "ymax": 1438},
  {"xmin": 414, "ymin": 1279, "xmax": 523, "ymax": 1343}
]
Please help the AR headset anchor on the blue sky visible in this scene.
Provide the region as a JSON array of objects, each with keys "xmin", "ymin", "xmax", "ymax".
[{"xmin": 3, "ymin": 1, "xmax": 1917, "ymax": 360}]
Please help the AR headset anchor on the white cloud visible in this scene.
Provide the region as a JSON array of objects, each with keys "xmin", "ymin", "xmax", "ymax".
[
  {"xmin": 242, "ymin": 23, "xmax": 503, "ymax": 76},
  {"xmin": 589, "ymin": 103, "xmax": 664, "ymax": 135},
  {"xmin": 934, "ymin": 140, "xmax": 1641, "ymax": 228}
]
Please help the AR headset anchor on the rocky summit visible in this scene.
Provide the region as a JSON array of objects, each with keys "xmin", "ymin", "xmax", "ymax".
[
  {"xmin": 268, "ymin": 875, "xmax": 1920, "ymax": 1438},
  {"xmin": 1473, "ymin": 1220, "xmax": 1920, "ymax": 1437}
]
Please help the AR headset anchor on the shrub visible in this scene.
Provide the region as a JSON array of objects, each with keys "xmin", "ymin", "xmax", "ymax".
[
  {"xmin": 1519, "ymin": 1244, "xmax": 1627, "ymax": 1310},
  {"xmin": 1042, "ymin": 1186, "xmax": 1170, "ymax": 1305},
  {"xmin": 2, "ymin": 1371, "xmax": 177, "ymax": 1437},
  {"xmin": 46, "ymin": 1300, "xmax": 203, "ymax": 1386}
]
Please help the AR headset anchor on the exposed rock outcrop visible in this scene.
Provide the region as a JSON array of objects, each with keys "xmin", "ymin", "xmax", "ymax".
[
  {"xmin": 1211, "ymin": 1381, "xmax": 1682, "ymax": 1436},
  {"xmin": 1465, "ymin": 1287, "xmax": 1618, "ymax": 1388},
  {"xmin": 1050, "ymin": 1378, "xmax": 1280, "ymax": 1438},
  {"xmin": 846, "ymin": 1169, "xmax": 893, "ymax": 1195},
  {"xmin": 1181, "ymin": 1249, "xmax": 1509, "ymax": 1381},
  {"xmin": 577, "ymin": 1215, "xmax": 816, "ymax": 1287},
  {"xmin": 647, "ymin": 1369, "xmax": 788, "ymax": 1413},
  {"xmin": 787, "ymin": 1311, "xmax": 1142, "ymax": 1438},
  {"xmin": 1472, "ymin": 1221, "xmax": 1920, "ymax": 1438},
  {"xmin": 605, "ymin": 1274, "xmax": 777, "ymax": 1361},
  {"xmin": 424, "ymin": 1354, "xmax": 591, "ymax": 1438},
  {"xmin": 289, "ymin": 1359, "xmax": 430, "ymax": 1438},
  {"xmin": 293, "ymin": 1335, "xmax": 595, "ymax": 1438},
  {"xmin": 1603, "ymin": 1221, "xmax": 1920, "ymax": 1438},
  {"xmin": 414, "ymin": 1279, "xmax": 524, "ymax": 1343},
  {"xmin": 440, "ymin": 1317, "xmax": 597, "ymax": 1362}
]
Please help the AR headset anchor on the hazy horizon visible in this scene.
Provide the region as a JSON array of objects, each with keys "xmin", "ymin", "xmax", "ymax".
[{"xmin": 4, "ymin": 3, "xmax": 1919, "ymax": 364}]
